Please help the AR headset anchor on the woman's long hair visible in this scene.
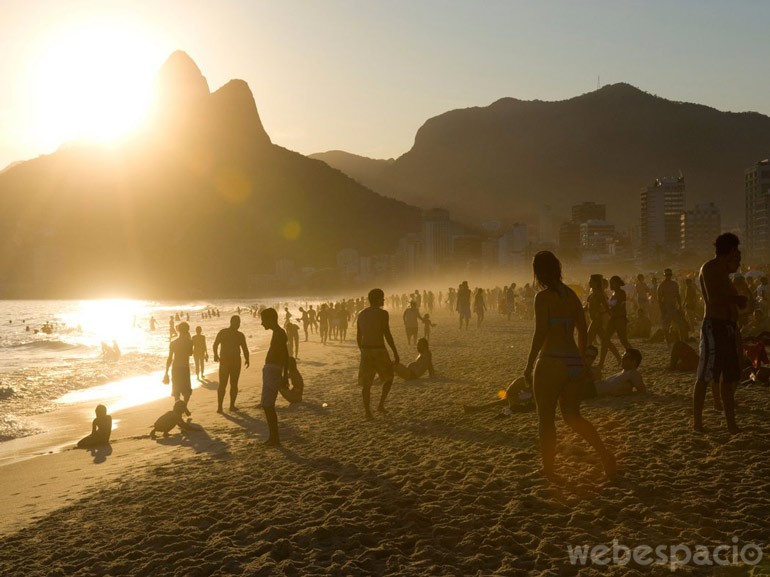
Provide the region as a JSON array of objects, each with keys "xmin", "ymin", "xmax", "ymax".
[{"xmin": 532, "ymin": 251, "xmax": 563, "ymax": 291}]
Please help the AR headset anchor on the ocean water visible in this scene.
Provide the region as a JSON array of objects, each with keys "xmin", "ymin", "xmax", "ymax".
[{"xmin": 0, "ymin": 299, "xmax": 289, "ymax": 442}]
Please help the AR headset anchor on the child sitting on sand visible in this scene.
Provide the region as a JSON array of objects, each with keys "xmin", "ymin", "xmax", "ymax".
[
  {"xmin": 150, "ymin": 400, "xmax": 200, "ymax": 439},
  {"xmin": 77, "ymin": 404, "xmax": 112, "ymax": 448},
  {"xmin": 394, "ymin": 338, "xmax": 435, "ymax": 380}
]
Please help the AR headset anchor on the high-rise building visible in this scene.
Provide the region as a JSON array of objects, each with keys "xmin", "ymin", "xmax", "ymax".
[
  {"xmin": 681, "ymin": 203, "xmax": 721, "ymax": 256},
  {"xmin": 745, "ymin": 159, "xmax": 770, "ymax": 262},
  {"xmin": 539, "ymin": 205, "xmax": 556, "ymax": 245},
  {"xmin": 421, "ymin": 208, "xmax": 451, "ymax": 272},
  {"xmin": 641, "ymin": 176, "xmax": 685, "ymax": 256},
  {"xmin": 572, "ymin": 202, "xmax": 606, "ymax": 224},
  {"xmin": 579, "ymin": 220, "xmax": 615, "ymax": 252},
  {"xmin": 499, "ymin": 223, "xmax": 528, "ymax": 266}
]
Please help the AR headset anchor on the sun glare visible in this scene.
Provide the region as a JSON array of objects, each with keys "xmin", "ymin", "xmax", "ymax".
[{"xmin": 31, "ymin": 16, "xmax": 166, "ymax": 151}]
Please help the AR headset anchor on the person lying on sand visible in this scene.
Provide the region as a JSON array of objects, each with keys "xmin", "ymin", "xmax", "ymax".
[
  {"xmin": 394, "ymin": 338, "xmax": 435, "ymax": 381},
  {"xmin": 150, "ymin": 400, "xmax": 200, "ymax": 439},
  {"xmin": 587, "ymin": 348, "xmax": 647, "ymax": 397},
  {"xmin": 462, "ymin": 376, "xmax": 534, "ymax": 415},
  {"xmin": 77, "ymin": 404, "xmax": 112, "ymax": 448}
]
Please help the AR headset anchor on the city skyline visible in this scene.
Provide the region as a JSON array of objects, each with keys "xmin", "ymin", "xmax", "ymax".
[{"xmin": 3, "ymin": 1, "xmax": 770, "ymax": 172}]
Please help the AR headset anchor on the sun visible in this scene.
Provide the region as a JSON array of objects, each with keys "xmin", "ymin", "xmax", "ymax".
[{"xmin": 31, "ymin": 15, "xmax": 166, "ymax": 151}]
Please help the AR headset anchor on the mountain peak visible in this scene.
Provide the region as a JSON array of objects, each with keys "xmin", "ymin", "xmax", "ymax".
[
  {"xmin": 155, "ymin": 51, "xmax": 210, "ymax": 98},
  {"xmin": 210, "ymin": 79, "xmax": 271, "ymax": 148}
]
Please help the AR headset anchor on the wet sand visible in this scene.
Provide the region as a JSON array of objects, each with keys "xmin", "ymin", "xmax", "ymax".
[{"xmin": 1, "ymin": 307, "xmax": 769, "ymax": 575}]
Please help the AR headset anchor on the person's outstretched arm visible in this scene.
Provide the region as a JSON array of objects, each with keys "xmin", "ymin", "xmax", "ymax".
[{"xmin": 212, "ymin": 332, "xmax": 221, "ymax": 362}]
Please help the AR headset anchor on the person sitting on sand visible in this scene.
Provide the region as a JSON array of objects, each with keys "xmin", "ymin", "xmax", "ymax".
[
  {"xmin": 77, "ymin": 404, "xmax": 112, "ymax": 448},
  {"xmin": 394, "ymin": 338, "xmax": 435, "ymax": 380},
  {"xmin": 590, "ymin": 349, "xmax": 647, "ymax": 397},
  {"xmin": 150, "ymin": 400, "xmax": 200, "ymax": 439},
  {"xmin": 669, "ymin": 340, "xmax": 700, "ymax": 372}
]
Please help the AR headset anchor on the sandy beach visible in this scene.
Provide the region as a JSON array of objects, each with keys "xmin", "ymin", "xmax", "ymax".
[{"xmin": 1, "ymin": 306, "xmax": 769, "ymax": 576}]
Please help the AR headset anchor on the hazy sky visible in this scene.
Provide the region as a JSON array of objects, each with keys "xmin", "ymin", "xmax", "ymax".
[{"xmin": 2, "ymin": 0, "xmax": 770, "ymax": 169}]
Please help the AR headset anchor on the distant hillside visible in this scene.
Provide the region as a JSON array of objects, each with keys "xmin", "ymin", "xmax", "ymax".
[
  {"xmin": 0, "ymin": 52, "xmax": 420, "ymax": 298},
  {"xmin": 325, "ymin": 84, "xmax": 770, "ymax": 230},
  {"xmin": 308, "ymin": 150, "xmax": 393, "ymax": 191}
]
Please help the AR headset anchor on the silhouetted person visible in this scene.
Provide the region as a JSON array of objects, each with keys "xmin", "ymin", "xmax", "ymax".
[
  {"xmin": 168, "ymin": 316, "xmax": 177, "ymax": 340},
  {"xmin": 456, "ymin": 281, "xmax": 471, "ymax": 329},
  {"xmin": 149, "ymin": 316, "xmax": 157, "ymax": 331},
  {"xmin": 260, "ymin": 308, "xmax": 289, "ymax": 446},
  {"xmin": 403, "ymin": 301, "xmax": 421, "ymax": 345},
  {"xmin": 357, "ymin": 288, "xmax": 399, "ymax": 419},
  {"xmin": 394, "ymin": 338, "xmax": 435, "ymax": 380},
  {"xmin": 192, "ymin": 326, "xmax": 208, "ymax": 380},
  {"xmin": 694, "ymin": 233, "xmax": 746, "ymax": 434},
  {"xmin": 164, "ymin": 322, "xmax": 193, "ymax": 415},
  {"xmin": 599, "ymin": 275, "xmax": 632, "ymax": 368},
  {"xmin": 77, "ymin": 404, "xmax": 112, "ymax": 448},
  {"xmin": 473, "ymin": 287, "xmax": 486, "ymax": 327},
  {"xmin": 150, "ymin": 400, "xmax": 200, "ymax": 439},
  {"xmin": 213, "ymin": 315, "xmax": 250, "ymax": 413},
  {"xmin": 524, "ymin": 251, "xmax": 616, "ymax": 481},
  {"xmin": 659, "ymin": 268, "xmax": 687, "ymax": 339},
  {"xmin": 285, "ymin": 319, "xmax": 300, "ymax": 358}
]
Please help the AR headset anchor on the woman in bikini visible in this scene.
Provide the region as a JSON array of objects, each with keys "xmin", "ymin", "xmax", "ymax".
[{"xmin": 524, "ymin": 251, "xmax": 617, "ymax": 481}]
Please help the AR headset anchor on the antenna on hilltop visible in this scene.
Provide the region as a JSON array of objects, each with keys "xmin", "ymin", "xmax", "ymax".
[{"xmin": 597, "ymin": 75, "xmax": 601, "ymax": 90}]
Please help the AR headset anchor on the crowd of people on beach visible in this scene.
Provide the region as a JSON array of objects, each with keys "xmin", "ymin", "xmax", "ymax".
[{"xmin": 76, "ymin": 231, "xmax": 768, "ymax": 482}]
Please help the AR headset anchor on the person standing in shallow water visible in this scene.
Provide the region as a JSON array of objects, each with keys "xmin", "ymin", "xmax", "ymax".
[
  {"xmin": 523, "ymin": 251, "xmax": 616, "ymax": 481},
  {"xmin": 357, "ymin": 288, "xmax": 400, "ymax": 419},
  {"xmin": 213, "ymin": 315, "xmax": 250, "ymax": 413},
  {"xmin": 693, "ymin": 233, "xmax": 746, "ymax": 434}
]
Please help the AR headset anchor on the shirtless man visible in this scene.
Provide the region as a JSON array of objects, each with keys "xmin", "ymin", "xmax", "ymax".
[
  {"xmin": 213, "ymin": 315, "xmax": 250, "ymax": 413},
  {"xmin": 658, "ymin": 269, "xmax": 687, "ymax": 340},
  {"xmin": 260, "ymin": 308, "xmax": 289, "ymax": 446},
  {"xmin": 357, "ymin": 288, "xmax": 399, "ymax": 419},
  {"xmin": 693, "ymin": 233, "xmax": 746, "ymax": 434},
  {"xmin": 192, "ymin": 326, "xmax": 208, "ymax": 380}
]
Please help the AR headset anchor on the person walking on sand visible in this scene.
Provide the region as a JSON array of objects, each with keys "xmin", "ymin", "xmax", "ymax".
[
  {"xmin": 259, "ymin": 308, "xmax": 289, "ymax": 446},
  {"xmin": 357, "ymin": 288, "xmax": 400, "ymax": 419},
  {"xmin": 693, "ymin": 233, "xmax": 747, "ymax": 434},
  {"xmin": 456, "ymin": 281, "xmax": 471, "ymax": 329},
  {"xmin": 403, "ymin": 301, "xmax": 421, "ymax": 345},
  {"xmin": 523, "ymin": 251, "xmax": 616, "ymax": 481},
  {"xmin": 163, "ymin": 321, "xmax": 193, "ymax": 415},
  {"xmin": 213, "ymin": 315, "xmax": 250, "ymax": 413},
  {"xmin": 192, "ymin": 326, "xmax": 208, "ymax": 381}
]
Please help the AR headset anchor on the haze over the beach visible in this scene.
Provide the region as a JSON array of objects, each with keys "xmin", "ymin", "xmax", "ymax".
[{"xmin": 2, "ymin": 0, "xmax": 770, "ymax": 170}]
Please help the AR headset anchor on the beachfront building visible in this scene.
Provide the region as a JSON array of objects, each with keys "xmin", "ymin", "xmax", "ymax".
[
  {"xmin": 579, "ymin": 220, "xmax": 615, "ymax": 252},
  {"xmin": 539, "ymin": 204, "xmax": 557, "ymax": 246},
  {"xmin": 396, "ymin": 233, "xmax": 422, "ymax": 277},
  {"xmin": 745, "ymin": 159, "xmax": 770, "ymax": 263},
  {"xmin": 452, "ymin": 235, "xmax": 483, "ymax": 272},
  {"xmin": 421, "ymin": 208, "xmax": 451, "ymax": 274},
  {"xmin": 680, "ymin": 203, "xmax": 721, "ymax": 258},
  {"xmin": 572, "ymin": 201, "xmax": 606, "ymax": 224},
  {"xmin": 498, "ymin": 223, "xmax": 528, "ymax": 266},
  {"xmin": 641, "ymin": 176, "xmax": 686, "ymax": 258}
]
